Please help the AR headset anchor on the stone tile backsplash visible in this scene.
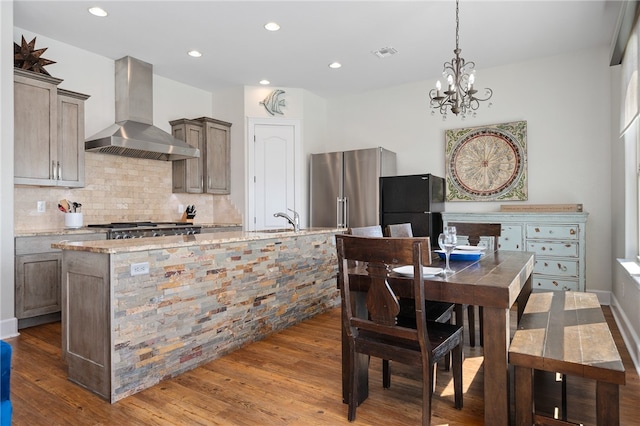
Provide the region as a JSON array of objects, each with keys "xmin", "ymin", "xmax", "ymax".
[{"xmin": 15, "ymin": 152, "xmax": 242, "ymax": 231}]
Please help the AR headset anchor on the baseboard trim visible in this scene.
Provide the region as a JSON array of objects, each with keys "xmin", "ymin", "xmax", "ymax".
[
  {"xmin": 610, "ymin": 293, "xmax": 640, "ymax": 377},
  {"xmin": 590, "ymin": 289, "xmax": 611, "ymax": 305},
  {"xmin": 0, "ymin": 317, "xmax": 19, "ymax": 339}
]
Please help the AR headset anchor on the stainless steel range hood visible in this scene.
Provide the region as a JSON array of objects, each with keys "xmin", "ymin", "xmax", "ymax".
[{"xmin": 85, "ymin": 56, "xmax": 200, "ymax": 161}]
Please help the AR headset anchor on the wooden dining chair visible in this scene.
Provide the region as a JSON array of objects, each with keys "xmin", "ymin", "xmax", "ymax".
[
  {"xmin": 447, "ymin": 222, "xmax": 501, "ymax": 347},
  {"xmin": 384, "ymin": 223, "xmax": 455, "ymax": 325},
  {"xmin": 336, "ymin": 234, "xmax": 463, "ymax": 425},
  {"xmin": 383, "ymin": 222, "xmax": 456, "ymax": 381},
  {"xmin": 348, "ymin": 225, "xmax": 383, "ymax": 237},
  {"xmin": 384, "ymin": 222, "xmax": 413, "ymax": 237}
]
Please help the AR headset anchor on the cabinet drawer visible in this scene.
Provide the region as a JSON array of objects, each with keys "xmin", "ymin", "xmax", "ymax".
[
  {"xmin": 526, "ymin": 241, "xmax": 578, "ymax": 257},
  {"xmin": 16, "ymin": 232, "xmax": 106, "ymax": 255},
  {"xmin": 533, "ymin": 276, "xmax": 579, "ymax": 292},
  {"xmin": 526, "ymin": 224, "xmax": 579, "ymax": 240},
  {"xmin": 534, "ymin": 258, "xmax": 578, "ymax": 278}
]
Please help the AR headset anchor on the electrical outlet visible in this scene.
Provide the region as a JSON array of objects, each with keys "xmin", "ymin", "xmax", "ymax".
[
  {"xmin": 37, "ymin": 201, "xmax": 46, "ymax": 213},
  {"xmin": 131, "ymin": 262, "xmax": 150, "ymax": 276},
  {"xmin": 178, "ymin": 204, "xmax": 185, "ymax": 214}
]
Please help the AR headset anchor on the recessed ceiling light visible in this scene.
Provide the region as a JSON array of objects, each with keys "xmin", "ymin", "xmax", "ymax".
[
  {"xmin": 329, "ymin": 62, "xmax": 342, "ymax": 69},
  {"xmin": 264, "ymin": 22, "xmax": 280, "ymax": 31},
  {"xmin": 188, "ymin": 50, "xmax": 202, "ymax": 58},
  {"xmin": 88, "ymin": 7, "xmax": 108, "ymax": 17},
  {"xmin": 259, "ymin": 80, "xmax": 270, "ymax": 85}
]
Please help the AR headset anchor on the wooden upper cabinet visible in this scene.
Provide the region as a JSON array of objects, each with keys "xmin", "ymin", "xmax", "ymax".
[
  {"xmin": 171, "ymin": 116, "xmax": 231, "ymax": 194},
  {"xmin": 171, "ymin": 119, "xmax": 204, "ymax": 193},
  {"xmin": 57, "ymin": 89, "xmax": 89, "ymax": 186},
  {"xmin": 14, "ymin": 69, "xmax": 89, "ymax": 187}
]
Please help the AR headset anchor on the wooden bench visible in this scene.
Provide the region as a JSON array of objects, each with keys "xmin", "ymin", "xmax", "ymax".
[{"xmin": 509, "ymin": 291, "xmax": 626, "ymax": 426}]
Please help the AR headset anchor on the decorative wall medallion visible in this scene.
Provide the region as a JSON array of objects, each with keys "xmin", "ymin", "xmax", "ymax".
[
  {"xmin": 445, "ymin": 120, "xmax": 527, "ymax": 201},
  {"xmin": 260, "ymin": 89, "xmax": 286, "ymax": 116},
  {"xmin": 14, "ymin": 35, "xmax": 56, "ymax": 76}
]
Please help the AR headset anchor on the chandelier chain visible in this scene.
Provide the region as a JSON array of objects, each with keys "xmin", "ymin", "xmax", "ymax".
[
  {"xmin": 455, "ymin": 0, "xmax": 460, "ymax": 52},
  {"xmin": 429, "ymin": 0, "xmax": 493, "ymax": 118}
]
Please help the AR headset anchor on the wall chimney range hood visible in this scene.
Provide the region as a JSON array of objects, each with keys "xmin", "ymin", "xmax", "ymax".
[{"xmin": 85, "ymin": 56, "xmax": 200, "ymax": 161}]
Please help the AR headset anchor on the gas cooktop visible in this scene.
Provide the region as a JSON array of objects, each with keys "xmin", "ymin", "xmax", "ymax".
[{"xmin": 87, "ymin": 222, "xmax": 201, "ymax": 239}]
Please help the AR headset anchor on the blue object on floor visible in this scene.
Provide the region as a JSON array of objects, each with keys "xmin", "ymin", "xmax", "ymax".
[{"xmin": 1, "ymin": 340, "xmax": 12, "ymax": 426}]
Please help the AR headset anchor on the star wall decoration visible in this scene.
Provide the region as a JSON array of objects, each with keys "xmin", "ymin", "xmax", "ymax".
[{"xmin": 14, "ymin": 35, "xmax": 56, "ymax": 76}]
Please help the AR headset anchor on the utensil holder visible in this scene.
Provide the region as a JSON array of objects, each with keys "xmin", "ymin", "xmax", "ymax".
[{"xmin": 65, "ymin": 212, "xmax": 83, "ymax": 228}]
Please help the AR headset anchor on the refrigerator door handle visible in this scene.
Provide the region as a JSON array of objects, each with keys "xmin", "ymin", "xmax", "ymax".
[
  {"xmin": 337, "ymin": 197, "xmax": 344, "ymax": 228},
  {"xmin": 344, "ymin": 197, "xmax": 349, "ymax": 229}
]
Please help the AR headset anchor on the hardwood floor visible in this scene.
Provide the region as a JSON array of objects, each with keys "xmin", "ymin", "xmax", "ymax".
[{"xmin": 5, "ymin": 306, "xmax": 639, "ymax": 425}]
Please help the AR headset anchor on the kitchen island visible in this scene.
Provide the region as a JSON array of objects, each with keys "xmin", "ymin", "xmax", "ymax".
[{"xmin": 53, "ymin": 228, "xmax": 342, "ymax": 402}]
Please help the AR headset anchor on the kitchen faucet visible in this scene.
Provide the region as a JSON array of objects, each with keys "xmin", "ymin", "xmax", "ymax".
[{"xmin": 273, "ymin": 209, "xmax": 300, "ymax": 232}]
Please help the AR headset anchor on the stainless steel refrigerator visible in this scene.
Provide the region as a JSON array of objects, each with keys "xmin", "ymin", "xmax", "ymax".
[
  {"xmin": 379, "ymin": 174, "xmax": 445, "ymax": 245},
  {"xmin": 310, "ymin": 147, "xmax": 396, "ymax": 228}
]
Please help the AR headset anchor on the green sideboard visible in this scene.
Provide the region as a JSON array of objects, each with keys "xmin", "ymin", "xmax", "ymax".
[{"xmin": 442, "ymin": 212, "xmax": 588, "ymax": 292}]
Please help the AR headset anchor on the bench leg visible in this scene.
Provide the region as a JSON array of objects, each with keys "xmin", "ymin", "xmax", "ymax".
[
  {"xmin": 514, "ymin": 365, "xmax": 534, "ymax": 426},
  {"xmin": 596, "ymin": 381, "xmax": 619, "ymax": 426}
]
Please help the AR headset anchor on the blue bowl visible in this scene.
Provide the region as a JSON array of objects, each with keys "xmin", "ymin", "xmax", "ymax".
[{"xmin": 436, "ymin": 251, "xmax": 483, "ymax": 261}]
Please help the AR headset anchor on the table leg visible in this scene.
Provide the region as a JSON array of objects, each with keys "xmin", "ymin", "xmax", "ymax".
[
  {"xmin": 596, "ymin": 381, "xmax": 619, "ymax": 426},
  {"xmin": 482, "ymin": 306, "xmax": 511, "ymax": 425},
  {"xmin": 514, "ymin": 365, "xmax": 534, "ymax": 426}
]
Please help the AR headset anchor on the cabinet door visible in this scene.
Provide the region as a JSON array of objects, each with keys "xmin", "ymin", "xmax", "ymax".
[
  {"xmin": 15, "ymin": 252, "xmax": 62, "ymax": 318},
  {"xmin": 498, "ymin": 224, "xmax": 524, "ymax": 250},
  {"xmin": 204, "ymin": 121, "xmax": 230, "ymax": 194},
  {"xmin": 57, "ymin": 92, "xmax": 86, "ymax": 187},
  {"xmin": 14, "ymin": 74, "xmax": 58, "ymax": 184},
  {"xmin": 172, "ymin": 122, "xmax": 204, "ymax": 193}
]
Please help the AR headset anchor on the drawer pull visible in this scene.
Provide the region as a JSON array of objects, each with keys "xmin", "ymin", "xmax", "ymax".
[
  {"xmin": 557, "ymin": 263, "xmax": 567, "ymax": 272},
  {"xmin": 570, "ymin": 229, "xmax": 576, "ymax": 235}
]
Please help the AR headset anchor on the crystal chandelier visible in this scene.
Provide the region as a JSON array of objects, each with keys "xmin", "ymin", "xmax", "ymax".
[{"xmin": 429, "ymin": 0, "xmax": 493, "ymax": 119}]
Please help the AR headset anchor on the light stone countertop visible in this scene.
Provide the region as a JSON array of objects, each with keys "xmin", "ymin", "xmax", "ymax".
[
  {"xmin": 52, "ymin": 228, "xmax": 345, "ymax": 254},
  {"xmin": 14, "ymin": 223, "xmax": 242, "ymax": 238}
]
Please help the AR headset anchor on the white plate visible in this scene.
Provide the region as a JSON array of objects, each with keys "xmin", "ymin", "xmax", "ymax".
[
  {"xmin": 456, "ymin": 245, "xmax": 486, "ymax": 251},
  {"xmin": 392, "ymin": 266, "xmax": 443, "ymax": 277}
]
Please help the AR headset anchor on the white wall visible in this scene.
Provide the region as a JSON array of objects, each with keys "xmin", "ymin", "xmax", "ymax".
[
  {"xmin": 211, "ymin": 85, "xmax": 245, "ymax": 223},
  {"xmin": 0, "ymin": 1, "xmax": 17, "ymax": 337},
  {"xmin": 327, "ymin": 47, "xmax": 612, "ymax": 293}
]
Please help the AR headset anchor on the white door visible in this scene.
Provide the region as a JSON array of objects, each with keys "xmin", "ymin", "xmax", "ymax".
[{"xmin": 248, "ymin": 119, "xmax": 299, "ymax": 231}]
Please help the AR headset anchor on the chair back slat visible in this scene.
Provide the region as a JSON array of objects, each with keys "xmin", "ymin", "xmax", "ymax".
[
  {"xmin": 366, "ymin": 263, "xmax": 400, "ymax": 326},
  {"xmin": 448, "ymin": 222, "xmax": 501, "ymax": 250}
]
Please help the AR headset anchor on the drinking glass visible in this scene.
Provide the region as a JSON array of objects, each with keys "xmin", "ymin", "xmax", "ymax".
[{"xmin": 438, "ymin": 226, "xmax": 457, "ymax": 274}]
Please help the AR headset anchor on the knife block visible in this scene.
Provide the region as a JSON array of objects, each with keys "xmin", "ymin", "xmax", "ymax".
[{"xmin": 180, "ymin": 212, "xmax": 194, "ymax": 223}]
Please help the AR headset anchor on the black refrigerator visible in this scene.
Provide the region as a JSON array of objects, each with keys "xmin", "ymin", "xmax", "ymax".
[{"xmin": 379, "ymin": 174, "xmax": 445, "ymax": 245}]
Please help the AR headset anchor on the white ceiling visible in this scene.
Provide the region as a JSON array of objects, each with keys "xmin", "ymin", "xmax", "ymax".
[{"xmin": 13, "ymin": 0, "xmax": 623, "ymax": 99}]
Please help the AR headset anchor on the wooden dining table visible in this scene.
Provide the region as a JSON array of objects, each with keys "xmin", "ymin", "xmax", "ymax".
[{"xmin": 341, "ymin": 249, "xmax": 535, "ymax": 426}]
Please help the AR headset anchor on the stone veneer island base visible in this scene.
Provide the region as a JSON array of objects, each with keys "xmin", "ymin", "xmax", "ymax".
[{"xmin": 54, "ymin": 229, "xmax": 342, "ymax": 402}]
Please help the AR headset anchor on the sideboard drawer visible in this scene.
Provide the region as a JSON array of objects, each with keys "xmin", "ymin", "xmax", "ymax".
[
  {"xmin": 526, "ymin": 224, "xmax": 579, "ymax": 240},
  {"xmin": 534, "ymin": 277, "xmax": 579, "ymax": 292},
  {"xmin": 534, "ymin": 258, "xmax": 579, "ymax": 278},
  {"xmin": 527, "ymin": 241, "xmax": 579, "ymax": 257}
]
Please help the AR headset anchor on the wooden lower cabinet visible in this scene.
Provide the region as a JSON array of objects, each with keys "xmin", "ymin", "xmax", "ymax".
[
  {"xmin": 15, "ymin": 232, "xmax": 106, "ymax": 329},
  {"xmin": 62, "ymin": 250, "xmax": 111, "ymax": 399},
  {"xmin": 15, "ymin": 252, "xmax": 61, "ymax": 320}
]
